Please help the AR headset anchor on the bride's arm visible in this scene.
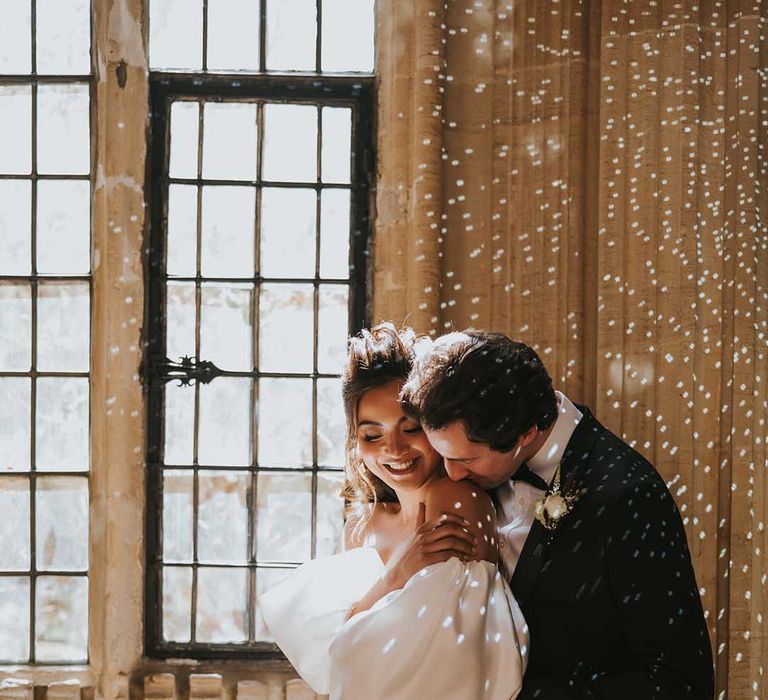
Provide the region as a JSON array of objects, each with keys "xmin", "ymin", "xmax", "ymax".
[{"xmin": 344, "ymin": 504, "xmax": 475, "ymax": 620}]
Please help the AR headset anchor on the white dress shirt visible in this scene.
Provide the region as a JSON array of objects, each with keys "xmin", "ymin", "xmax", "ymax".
[{"xmin": 495, "ymin": 391, "xmax": 583, "ymax": 577}]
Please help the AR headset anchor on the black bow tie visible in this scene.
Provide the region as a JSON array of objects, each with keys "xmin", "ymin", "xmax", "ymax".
[{"xmin": 510, "ymin": 463, "xmax": 550, "ymax": 492}]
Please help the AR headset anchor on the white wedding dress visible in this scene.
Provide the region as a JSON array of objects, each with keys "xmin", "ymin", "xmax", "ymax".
[{"xmin": 259, "ymin": 547, "xmax": 528, "ymax": 700}]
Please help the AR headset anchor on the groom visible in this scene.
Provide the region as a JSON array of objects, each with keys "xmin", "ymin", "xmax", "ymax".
[{"xmin": 401, "ymin": 331, "xmax": 714, "ymax": 699}]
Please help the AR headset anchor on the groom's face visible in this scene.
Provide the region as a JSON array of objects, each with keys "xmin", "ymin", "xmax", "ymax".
[{"xmin": 423, "ymin": 420, "xmax": 525, "ymax": 490}]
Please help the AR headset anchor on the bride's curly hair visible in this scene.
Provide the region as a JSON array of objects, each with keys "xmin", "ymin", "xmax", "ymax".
[{"xmin": 341, "ymin": 322, "xmax": 417, "ymax": 532}]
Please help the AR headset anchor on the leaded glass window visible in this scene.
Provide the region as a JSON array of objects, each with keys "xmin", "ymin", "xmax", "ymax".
[
  {"xmin": 0, "ymin": 0, "xmax": 92, "ymax": 665},
  {"xmin": 146, "ymin": 1, "xmax": 374, "ymax": 657}
]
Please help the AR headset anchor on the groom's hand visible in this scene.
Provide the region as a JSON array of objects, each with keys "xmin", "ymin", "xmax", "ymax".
[{"xmin": 382, "ymin": 502, "xmax": 476, "ymax": 591}]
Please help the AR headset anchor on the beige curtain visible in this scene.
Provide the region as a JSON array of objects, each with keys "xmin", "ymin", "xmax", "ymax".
[{"xmin": 374, "ymin": 0, "xmax": 767, "ymax": 695}]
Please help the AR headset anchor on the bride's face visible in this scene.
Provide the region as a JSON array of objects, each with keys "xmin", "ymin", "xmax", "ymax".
[{"xmin": 355, "ymin": 380, "xmax": 443, "ymax": 493}]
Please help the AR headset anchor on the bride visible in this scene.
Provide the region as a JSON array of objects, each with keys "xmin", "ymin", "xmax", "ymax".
[{"xmin": 260, "ymin": 323, "xmax": 528, "ymax": 699}]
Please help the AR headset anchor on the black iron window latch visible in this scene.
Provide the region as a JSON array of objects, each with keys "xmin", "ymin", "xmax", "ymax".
[{"xmin": 149, "ymin": 355, "xmax": 233, "ymax": 386}]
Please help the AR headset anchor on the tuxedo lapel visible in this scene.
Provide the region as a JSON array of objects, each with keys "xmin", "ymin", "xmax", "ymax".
[
  {"xmin": 558, "ymin": 404, "xmax": 603, "ymax": 487},
  {"xmin": 510, "ymin": 405, "xmax": 603, "ymax": 606}
]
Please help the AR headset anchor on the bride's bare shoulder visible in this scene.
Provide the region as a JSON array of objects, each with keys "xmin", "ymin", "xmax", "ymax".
[
  {"xmin": 425, "ymin": 476, "xmax": 494, "ymax": 512},
  {"xmin": 425, "ymin": 477, "xmax": 498, "ymax": 563},
  {"xmin": 342, "ymin": 501, "xmax": 398, "ymax": 551}
]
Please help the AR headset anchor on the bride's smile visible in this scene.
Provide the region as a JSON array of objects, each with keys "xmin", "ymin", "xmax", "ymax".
[{"xmin": 381, "ymin": 456, "xmax": 417, "ymax": 473}]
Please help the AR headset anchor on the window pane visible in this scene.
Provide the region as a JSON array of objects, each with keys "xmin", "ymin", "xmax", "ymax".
[
  {"xmin": 37, "ymin": 282, "xmax": 90, "ymax": 373},
  {"xmin": 36, "ymin": 0, "xmax": 90, "ymax": 75},
  {"xmin": 0, "ymin": 283, "xmax": 32, "ymax": 372},
  {"xmin": 316, "ymin": 471, "xmax": 344, "ymax": 557},
  {"xmin": 162, "ymin": 566, "xmax": 192, "ymax": 642},
  {"xmin": 257, "ymin": 378, "xmax": 312, "ymax": 467},
  {"xmin": 36, "ymin": 476, "xmax": 88, "ymax": 571},
  {"xmin": 163, "ymin": 470, "xmax": 193, "ymax": 562},
  {"xmin": 319, "ymin": 189, "xmax": 350, "ymax": 279},
  {"xmin": 198, "ymin": 470, "xmax": 249, "ymax": 564},
  {"xmin": 258, "ymin": 283, "xmax": 314, "ymax": 373},
  {"xmin": 150, "ymin": 0, "xmax": 203, "ymax": 71},
  {"xmin": 256, "ymin": 472, "xmax": 311, "ymax": 562},
  {"xmin": 0, "ymin": 477, "xmax": 31, "ymax": 571},
  {"xmin": 260, "ymin": 187, "xmax": 315, "ymax": 278},
  {"xmin": 317, "ymin": 284, "xmax": 348, "ymax": 374},
  {"xmin": 262, "ymin": 104, "xmax": 317, "ymax": 183},
  {"xmin": 35, "ymin": 377, "xmax": 89, "ymax": 472},
  {"xmin": 200, "ymin": 283, "xmax": 253, "ymax": 371},
  {"xmin": 0, "ymin": 578, "xmax": 30, "ymax": 662},
  {"xmin": 37, "ymin": 179, "xmax": 90, "ymax": 274},
  {"xmin": 0, "ymin": 378, "xmax": 31, "ymax": 472},
  {"xmin": 166, "ymin": 282, "xmax": 197, "ymax": 364},
  {"xmin": 164, "ymin": 384, "xmax": 194, "ymax": 465},
  {"xmin": 202, "ymin": 102, "xmax": 258, "ymax": 181},
  {"xmin": 321, "ymin": 108, "xmax": 351, "ymax": 183},
  {"xmin": 167, "ymin": 184, "xmax": 198, "ymax": 278},
  {"xmin": 316, "ymin": 378, "xmax": 344, "ymax": 467},
  {"xmin": 0, "ymin": 179, "xmax": 32, "ymax": 275},
  {"xmin": 201, "ymin": 186, "xmax": 255, "ymax": 278},
  {"xmin": 0, "ymin": 0, "xmax": 31, "ymax": 74},
  {"xmin": 37, "ymin": 84, "xmax": 90, "ymax": 175},
  {"xmin": 198, "ymin": 377, "xmax": 252, "ymax": 466},
  {"xmin": 0, "ymin": 86, "xmax": 32, "ymax": 175},
  {"xmin": 265, "ymin": 0, "xmax": 316, "ymax": 71},
  {"xmin": 35, "ymin": 575, "xmax": 88, "ymax": 662},
  {"xmin": 169, "ymin": 102, "xmax": 200, "ymax": 179},
  {"xmin": 196, "ymin": 567, "xmax": 247, "ymax": 642},
  {"xmin": 207, "ymin": 0, "xmax": 260, "ymax": 71},
  {"xmin": 321, "ymin": 0, "xmax": 375, "ymax": 72}
]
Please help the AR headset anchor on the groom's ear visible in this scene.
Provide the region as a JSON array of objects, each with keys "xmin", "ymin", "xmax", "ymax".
[{"xmin": 517, "ymin": 425, "xmax": 539, "ymax": 449}]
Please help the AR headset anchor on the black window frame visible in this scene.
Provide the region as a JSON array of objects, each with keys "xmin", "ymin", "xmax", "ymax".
[{"xmin": 143, "ymin": 72, "xmax": 374, "ymax": 659}]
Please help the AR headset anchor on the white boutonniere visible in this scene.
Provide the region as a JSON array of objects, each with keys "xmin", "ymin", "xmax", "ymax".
[{"xmin": 533, "ymin": 464, "xmax": 580, "ymax": 533}]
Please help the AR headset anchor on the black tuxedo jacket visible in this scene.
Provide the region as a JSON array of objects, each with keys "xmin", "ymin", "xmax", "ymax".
[{"xmin": 509, "ymin": 406, "xmax": 714, "ymax": 699}]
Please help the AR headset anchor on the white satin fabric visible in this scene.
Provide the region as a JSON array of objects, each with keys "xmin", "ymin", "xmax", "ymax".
[{"xmin": 259, "ymin": 548, "xmax": 528, "ymax": 700}]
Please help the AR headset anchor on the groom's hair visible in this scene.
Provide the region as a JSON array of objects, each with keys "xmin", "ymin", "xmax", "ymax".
[{"xmin": 401, "ymin": 331, "xmax": 558, "ymax": 453}]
